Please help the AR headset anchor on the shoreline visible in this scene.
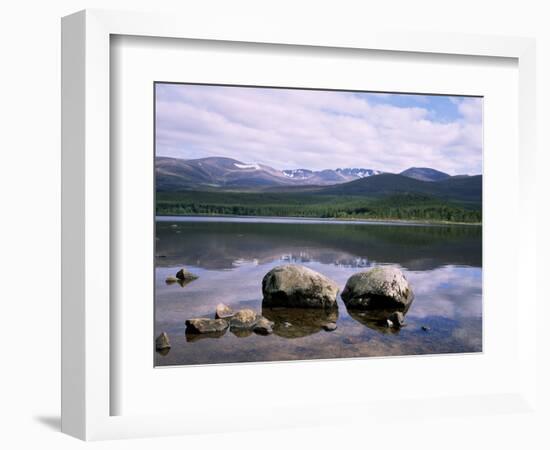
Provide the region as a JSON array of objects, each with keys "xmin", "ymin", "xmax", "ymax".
[{"xmin": 155, "ymin": 214, "xmax": 482, "ymax": 227}]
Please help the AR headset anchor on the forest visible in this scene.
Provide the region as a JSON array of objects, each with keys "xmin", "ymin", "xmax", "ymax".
[{"xmin": 156, "ymin": 191, "xmax": 482, "ymax": 223}]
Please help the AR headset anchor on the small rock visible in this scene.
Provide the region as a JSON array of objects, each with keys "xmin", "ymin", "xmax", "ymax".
[
  {"xmin": 176, "ymin": 268, "xmax": 198, "ymax": 281},
  {"xmin": 389, "ymin": 311, "xmax": 405, "ymax": 328},
  {"xmin": 322, "ymin": 322, "xmax": 338, "ymax": 332},
  {"xmin": 385, "ymin": 319, "xmax": 394, "ymax": 328},
  {"xmin": 215, "ymin": 303, "xmax": 234, "ymax": 319},
  {"xmin": 230, "ymin": 309, "xmax": 259, "ymax": 329},
  {"xmin": 253, "ymin": 317, "xmax": 274, "ymax": 335},
  {"xmin": 165, "ymin": 275, "xmax": 178, "ymax": 284},
  {"xmin": 421, "ymin": 326, "xmax": 430, "ymax": 332},
  {"xmin": 155, "ymin": 332, "xmax": 171, "ymax": 350},
  {"xmin": 185, "ymin": 318, "xmax": 229, "ymax": 334}
]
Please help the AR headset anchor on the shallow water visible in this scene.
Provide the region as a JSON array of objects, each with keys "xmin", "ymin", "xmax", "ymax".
[{"xmin": 154, "ymin": 217, "xmax": 482, "ymax": 366}]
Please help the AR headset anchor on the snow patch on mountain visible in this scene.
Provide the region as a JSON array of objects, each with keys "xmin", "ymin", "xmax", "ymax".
[
  {"xmin": 234, "ymin": 163, "xmax": 260, "ymax": 170},
  {"xmin": 282, "ymin": 169, "xmax": 314, "ymax": 179},
  {"xmin": 335, "ymin": 168, "xmax": 383, "ymax": 178}
]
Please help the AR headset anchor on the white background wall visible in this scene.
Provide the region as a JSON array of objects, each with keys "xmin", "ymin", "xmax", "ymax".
[{"xmin": 0, "ymin": 0, "xmax": 548, "ymax": 448}]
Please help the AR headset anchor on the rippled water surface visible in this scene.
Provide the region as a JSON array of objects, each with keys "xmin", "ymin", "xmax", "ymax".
[{"xmin": 155, "ymin": 217, "xmax": 482, "ymax": 366}]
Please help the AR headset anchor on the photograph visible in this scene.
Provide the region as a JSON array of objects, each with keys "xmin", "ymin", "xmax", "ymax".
[{"xmin": 154, "ymin": 82, "xmax": 483, "ymax": 366}]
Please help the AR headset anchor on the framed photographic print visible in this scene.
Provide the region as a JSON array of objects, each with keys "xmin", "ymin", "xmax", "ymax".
[
  {"xmin": 153, "ymin": 82, "xmax": 483, "ymax": 367},
  {"xmin": 62, "ymin": 9, "xmax": 537, "ymax": 441}
]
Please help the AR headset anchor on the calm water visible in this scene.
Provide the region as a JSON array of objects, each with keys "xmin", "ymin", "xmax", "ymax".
[{"xmin": 155, "ymin": 216, "xmax": 482, "ymax": 366}]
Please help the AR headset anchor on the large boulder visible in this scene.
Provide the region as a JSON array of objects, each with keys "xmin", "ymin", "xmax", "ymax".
[
  {"xmin": 341, "ymin": 266, "xmax": 413, "ymax": 311},
  {"xmin": 262, "ymin": 264, "xmax": 339, "ymax": 309}
]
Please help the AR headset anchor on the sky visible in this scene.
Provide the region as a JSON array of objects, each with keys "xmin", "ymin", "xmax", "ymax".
[{"xmin": 155, "ymin": 83, "xmax": 483, "ymax": 175}]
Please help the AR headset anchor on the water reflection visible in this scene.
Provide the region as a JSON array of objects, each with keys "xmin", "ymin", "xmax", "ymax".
[
  {"xmin": 262, "ymin": 307, "xmax": 339, "ymax": 338},
  {"xmin": 346, "ymin": 307, "xmax": 410, "ymax": 334},
  {"xmin": 155, "ymin": 219, "xmax": 482, "ymax": 271},
  {"xmin": 185, "ymin": 329, "xmax": 227, "ymax": 342},
  {"xmin": 154, "ymin": 218, "xmax": 482, "ymax": 366},
  {"xmin": 165, "ymin": 277, "xmax": 197, "ymax": 288}
]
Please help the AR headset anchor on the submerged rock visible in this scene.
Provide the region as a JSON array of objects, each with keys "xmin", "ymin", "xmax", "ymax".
[
  {"xmin": 185, "ymin": 318, "xmax": 229, "ymax": 334},
  {"xmin": 215, "ymin": 303, "xmax": 234, "ymax": 319},
  {"xmin": 262, "ymin": 264, "xmax": 339, "ymax": 309},
  {"xmin": 155, "ymin": 332, "xmax": 171, "ymax": 351},
  {"xmin": 176, "ymin": 268, "xmax": 199, "ymax": 281},
  {"xmin": 341, "ymin": 266, "xmax": 413, "ymax": 311}
]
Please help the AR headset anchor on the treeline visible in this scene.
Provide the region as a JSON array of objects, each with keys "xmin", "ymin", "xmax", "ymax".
[{"xmin": 156, "ymin": 191, "xmax": 482, "ymax": 223}]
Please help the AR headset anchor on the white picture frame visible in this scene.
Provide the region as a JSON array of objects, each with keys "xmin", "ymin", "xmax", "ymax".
[{"xmin": 61, "ymin": 9, "xmax": 537, "ymax": 441}]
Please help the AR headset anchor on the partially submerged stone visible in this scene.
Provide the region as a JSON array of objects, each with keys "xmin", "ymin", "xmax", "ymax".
[
  {"xmin": 322, "ymin": 322, "xmax": 338, "ymax": 332},
  {"xmin": 253, "ymin": 317, "xmax": 274, "ymax": 335},
  {"xmin": 230, "ymin": 309, "xmax": 259, "ymax": 330},
  {"xmin": 176, "ymin": 268, "xmax": 199, "ymax": 281},
  {"xmin": 341, "ymin": 266, "xmax": 413, "ymax": 311},
  {"xmin": 215, "ymin": 303, "xmax": 234, "ymax": 319},
  {"xmin": 185, "ymin": 318, "xmax": 229, "ymax": 334},
  {"xmin": 155, "ymin": 332, "xmax": 171, "ymax": 351},
  {"xmin": 262, "ymin": 264, "xmax": 339, "ymax": 309},
  {"xmin": 165, "ymin": 275, "xmax": 179, "ymax": 284}
]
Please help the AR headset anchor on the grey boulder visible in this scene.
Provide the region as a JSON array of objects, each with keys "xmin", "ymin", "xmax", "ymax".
[
  {"xmin": 262, "ymin": 264, "xmax": 339, "ymax": 309},
  {"xmin": 341, "ymin": 266, "xmax": 413, "ymax": 310}
]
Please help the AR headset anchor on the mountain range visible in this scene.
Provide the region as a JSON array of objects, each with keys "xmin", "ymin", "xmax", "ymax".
[
  {"xmin": 156, "ymin": 156, "xmax": 473, "ymax": 191},
  {"xmin": 156, "ymin": 156, "xmax": 482, "ymax": 222}
]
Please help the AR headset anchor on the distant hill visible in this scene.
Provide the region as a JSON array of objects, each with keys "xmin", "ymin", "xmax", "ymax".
[
  {"xmin": 155, "ymin": 156, "xmax": 290, "ymax": 190},
  {"xmin": 400, "ymin": 167, "xmax": 451, "ymax": 182},
  {"xmin": 319, "ymin": 173, "xmax": 481, "ymax": 204}
]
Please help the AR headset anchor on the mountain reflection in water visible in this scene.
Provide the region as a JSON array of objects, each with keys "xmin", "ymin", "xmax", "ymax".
[{"xmin": 155, "ymin": 217, "xmax": 482, "ymax": 366}]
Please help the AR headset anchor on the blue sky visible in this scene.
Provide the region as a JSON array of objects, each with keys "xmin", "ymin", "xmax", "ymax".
[{"xmin": 155, "ymin": 84, "xmax": 482, "ymax": 175}]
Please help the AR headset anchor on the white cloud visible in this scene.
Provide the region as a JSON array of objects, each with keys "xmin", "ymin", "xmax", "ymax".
[{"xmin": 156, "ymin": 85, "xmax": 482, "ymax": 174}]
